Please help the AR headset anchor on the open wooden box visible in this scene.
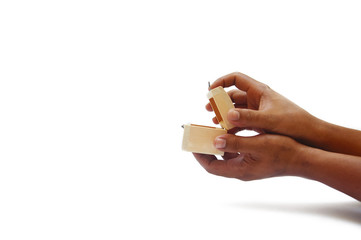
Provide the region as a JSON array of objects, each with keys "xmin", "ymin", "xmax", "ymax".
[{"xmin": 182, "ymin": 86, "xmax": 235, "ymax": 155}]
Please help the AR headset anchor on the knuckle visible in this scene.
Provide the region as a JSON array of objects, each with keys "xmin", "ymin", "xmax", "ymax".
[
  {"xmin": 223, "ymin": 135, "xmax": 239, "ymax": 153},
  {"xmin": 237, "ymin": 172, "xmax": 254, "ymax": 181},
  {"xmin": 204, "ymin": 165, "xmax": 215, "ymax": 175},
  {"xmin": 231, "ymin": 136, "xmax": 245, "ymax": 153},
  {"xmin": 227, "ymin": 89, "xmax": 238, "ymax": 97},
  {"xmin": 241, "ymin": 177, "xmax": 253, "ymax": 182},
  {"xmin": 203, "ymin": 162, "xmax": 214, "ymax": 174},
  {"xmin": 204, "ymin": 162, "xmax": 221, "ymax": 176},
  {"xmin": 264, "ymin": 113, "xmax": 277, "ymax": 130},
  {"xmin": 263, "ymin": 84, "xmax": 271, "ymax": 90},
  {"xmin": 257, "ymin": 83, "xmax": 272, "ymax": 95},
  {"xmin": 204, "ymin": 167, "xmax": 213, "ymax": 174},
  {"xmin": 235, "ymin": 138, "xmax": 243, "ymax": 152},
  {"xmin": 233, "ymin": 72, "xmax": 243, "ymax": 81},
  {"xmin": 263, "ymin": 134, "xmax": 275, "ymax": 145},
  {"xmin": 228, "ymin": 136, "xmax": 239, "ymax": 152},
  {"xmin": 257, "ymin": 135, "xmax": 273, "ymax": 149},
  {"xmin": 244, "ymin": 110, "xmax": 254, "ymax": 122}
]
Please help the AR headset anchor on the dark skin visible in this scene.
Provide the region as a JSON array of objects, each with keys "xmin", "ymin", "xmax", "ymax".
[{"xmin": 194, "ymin": 72, "xmax": 361, "ymax": 201}]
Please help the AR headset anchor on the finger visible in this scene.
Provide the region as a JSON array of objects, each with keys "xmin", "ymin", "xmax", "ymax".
[
  {"xmin": 210, "ymin": 107, "xmax": 248, "ymax": 125},
  {"xmin": 210, "ymin": 72, "xmax": 264, "ymax": 92},
  {"xmin": 227, "ymin": 108, "xmax": 267, "ymax": 130},
  {"xmin": 205, "ymin": 102, "xmax": 213, "ymax": 112},
  {"xmin": 206, "ymin": 102, "xmax": 246, "ymax": 113},
  {"xmin": 206, "ymin": 89, "xmax": 247, "ymax": 112},
  {"xmin": 212, "ymin": 116, "xmax": 219, "ymax": 124},
  {"xmin": 228, "ymin": 89, "xmax": 247, "ymax": 105},
  {"xmin": 214, "ymin": 134, "xmax": 261, "ymax": 154},
  {"xmin": 193, "ymin": 153, "xmax": 232, "ymax": 177}
]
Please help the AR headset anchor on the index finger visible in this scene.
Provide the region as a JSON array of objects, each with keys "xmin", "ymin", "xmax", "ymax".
[
  {"xmin": 206, "ymin": 89, "xmax": 247, "ymax": 112},
  {"xmin": 210, "ymin": 72, "xmax": 263, "ymax": 92},
  {"xmin": 193, "ymin": 153, "xmax": 232, "ymax": 177}
]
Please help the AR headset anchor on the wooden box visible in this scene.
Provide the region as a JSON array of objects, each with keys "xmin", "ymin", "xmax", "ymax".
[
  {"xmin": 182, "ymin": 124, "xmax": 226, "ymax": 155},
  {"xmin": 207, "ymin": 86, "xmax": 236, "ymax": 130}
]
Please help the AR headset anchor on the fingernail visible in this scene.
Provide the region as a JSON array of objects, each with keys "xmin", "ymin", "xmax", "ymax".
[
  {"xmin": 229, "ymin": 109, "xmax": 240, "ymax": 121},
  {"xmin": 215, "ymin": 137, "xmax": 226, "ymax": 149}
]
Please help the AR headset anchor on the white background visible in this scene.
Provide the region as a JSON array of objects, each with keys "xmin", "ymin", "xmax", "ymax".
[{"xmin": 1, "ymin": 0, "xmax": 361, "ymax": 239}]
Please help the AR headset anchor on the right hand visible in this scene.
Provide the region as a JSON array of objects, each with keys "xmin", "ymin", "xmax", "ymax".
[{"xmin": 206, "ymin": 72, "xmax": 320, "ymax": 145}]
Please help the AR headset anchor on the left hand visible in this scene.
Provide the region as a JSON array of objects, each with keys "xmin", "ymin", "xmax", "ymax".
[{"xmin": 193, "ymin": 134, "xmax": 303, "ymax": 181}]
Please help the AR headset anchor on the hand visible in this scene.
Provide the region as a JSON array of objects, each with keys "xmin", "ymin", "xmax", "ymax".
[
  {"xmin": 206, "ymin": 72, "xmax": 319, "ymax": 146},
  {"xmin": 193, "ymin": 132, "xmax": 361, "ymax": 202},
  {"xmin": 196, "ymin": 71, "xmax": 361, "ymax": 201},
  {"xmin": 193, "ymin": 134, "xmax": 302, "ymax": 181}
]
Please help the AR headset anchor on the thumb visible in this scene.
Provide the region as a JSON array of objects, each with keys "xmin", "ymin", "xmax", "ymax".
[
  {"xmin": 214, "ymin": 134, "xmax": 261, "ymax": 154},
  {"xmin": 228, "ymin": 108, "xmax": 266, "ymax": 129}
]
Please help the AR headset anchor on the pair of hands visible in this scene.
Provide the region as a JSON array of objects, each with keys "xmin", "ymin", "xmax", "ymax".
[{"xmin": 194, "ymin": 72, "xmax": 319, "ymax": 181}]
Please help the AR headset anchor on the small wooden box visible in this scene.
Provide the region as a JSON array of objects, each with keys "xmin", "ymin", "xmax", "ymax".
[
  {"xmin": 182, "ymin": 124, "xmax": 227, "ymax": 155},
  {"xmin": 207, "ymin": 86, "xmax": 236, "ymax": 130}
]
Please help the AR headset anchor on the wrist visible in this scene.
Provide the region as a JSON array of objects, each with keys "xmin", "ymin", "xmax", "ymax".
[
  {"xmin": 286, "ymin": 142, "xmax": 317, "ymax": 178},
  {"xmin": 297, "ymin": 114, "xmax": 330, "ymax": 149},
  {"xmin": 304, "ymin": 116, "xmax": 361, "ymax": 156},
  {"xmin": 288, "ymin": 140, "xmax": 361, "ymax": 201}
]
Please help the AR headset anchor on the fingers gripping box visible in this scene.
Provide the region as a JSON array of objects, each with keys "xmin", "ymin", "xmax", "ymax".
[
  {"xmin": 207, "ymin": 86, "xmax": 236, "ymax": 130},
  {"xmin": 182, "ymin": 124, "xmax": 227, "ymax": 155},
  {"xmin": 182, "ymin": 86, "xmax": 235, "ymax": 155}
]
